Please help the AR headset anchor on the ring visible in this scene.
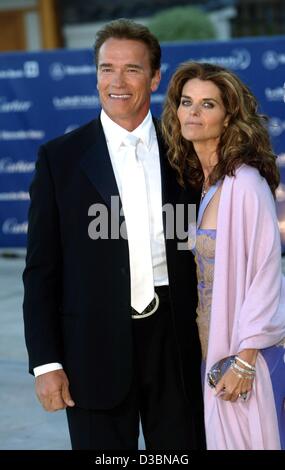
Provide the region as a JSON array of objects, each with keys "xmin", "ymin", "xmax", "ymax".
[{"xmin": 238, "ymin": 392, "xmax": 248, "ymax": 400}]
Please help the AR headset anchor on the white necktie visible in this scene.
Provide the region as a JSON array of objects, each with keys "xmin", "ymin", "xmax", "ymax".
[{"xmin": 121, "ymin": 134, "xmax": 154, "ymax": 313}]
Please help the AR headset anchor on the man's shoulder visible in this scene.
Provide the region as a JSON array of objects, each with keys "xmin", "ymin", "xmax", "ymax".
[
  {"xmin": 152, "ymin": 116, "xmax": 168, "ymax": 159},
  {"xmin": 152, "ymin": 116, "xmax": 162, "ymax": 137},
  {"xmin": 42, "ymin": 118, "xmax": 100, "ymax": 153}
]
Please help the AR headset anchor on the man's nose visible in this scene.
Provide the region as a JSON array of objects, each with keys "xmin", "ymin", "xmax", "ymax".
[{"xmin": 111, "ymin": 71, "xmax": 125, "ymax": 87}]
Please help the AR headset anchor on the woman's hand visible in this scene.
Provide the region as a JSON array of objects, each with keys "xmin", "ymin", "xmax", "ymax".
[
  {"xmin": 214, "ymin": 367, "xmax": 253, "ymax": 402},
  {"xmin": 214, "ymin": 349, "xmax": 258, "ymax": 402}
]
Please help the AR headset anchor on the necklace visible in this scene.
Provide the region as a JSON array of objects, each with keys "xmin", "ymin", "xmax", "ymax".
[{"xmin": 201, "ymin": 181, "xmax": 208, "ymax": 200}]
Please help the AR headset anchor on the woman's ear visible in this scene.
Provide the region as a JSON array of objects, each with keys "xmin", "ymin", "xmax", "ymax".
[{"xmin": 224, "ymin": 114, "xmax": 230, "ymax": 129}]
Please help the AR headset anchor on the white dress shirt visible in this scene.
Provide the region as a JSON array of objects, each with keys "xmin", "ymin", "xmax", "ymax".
[
  {"xmin": 34, "ymin": 110, "xmax": 168, "ymax": 377},
  {"xmin": 101, "ymin": 109, "xmax": 168, "ymax": 287}
]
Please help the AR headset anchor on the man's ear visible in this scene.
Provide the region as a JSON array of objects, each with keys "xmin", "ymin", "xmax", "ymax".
[{"xmin": 151, "ymin": 69, "xmax": 161, "ymax": 93}]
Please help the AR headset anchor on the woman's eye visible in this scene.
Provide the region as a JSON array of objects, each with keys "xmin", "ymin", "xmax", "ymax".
[
  {"xmin": 181, "ymin": 99, "xmax": 191, "ymax": 106},
  {"xmin": 203, "ymin": 102, "xmax": 214, "ymax": 108}
]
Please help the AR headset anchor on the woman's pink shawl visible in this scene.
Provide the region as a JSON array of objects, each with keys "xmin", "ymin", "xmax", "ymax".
[{"xmin": 204, "ymin": 165, "xmax": 285, "ymax": 449}]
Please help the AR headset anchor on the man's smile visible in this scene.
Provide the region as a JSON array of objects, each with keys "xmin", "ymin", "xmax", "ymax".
[{"xmin": 109, "ymin": 93, "xmax": 132, "ymax": 99}]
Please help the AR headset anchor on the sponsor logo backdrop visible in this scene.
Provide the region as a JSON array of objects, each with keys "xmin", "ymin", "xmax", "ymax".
[{"xmin": 0, "ymin": 36, "xmax": 285, "ymax": 248}]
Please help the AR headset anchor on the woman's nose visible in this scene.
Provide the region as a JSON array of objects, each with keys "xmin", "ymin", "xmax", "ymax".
[{"xmin": 189, "ymin": 103, "xmax": 200, "ymax": 115}]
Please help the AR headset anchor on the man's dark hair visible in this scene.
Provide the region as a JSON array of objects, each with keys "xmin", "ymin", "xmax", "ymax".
[{"xmin": 94, "ymin": 18, "xmax": 161, "ymax": 77}]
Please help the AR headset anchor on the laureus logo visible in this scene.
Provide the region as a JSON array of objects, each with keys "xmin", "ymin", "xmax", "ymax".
[
  {"xmin": 49, "ymin": 62, "xmax": 66, "ymax": 80},
  {"xmin": 262, "ymin": 50, "xmax": 279, "ymax": 70}
]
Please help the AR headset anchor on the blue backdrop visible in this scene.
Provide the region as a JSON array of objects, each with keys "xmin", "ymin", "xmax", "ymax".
[{"xmin": 0, "ymin": 36, "xmax": 285, "ymax": 248}]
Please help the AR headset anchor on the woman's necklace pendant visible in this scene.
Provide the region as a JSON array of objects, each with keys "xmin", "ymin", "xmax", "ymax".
[{"xmin": 201, "ymin": 183, "xmax": 208, "ymax": 200}]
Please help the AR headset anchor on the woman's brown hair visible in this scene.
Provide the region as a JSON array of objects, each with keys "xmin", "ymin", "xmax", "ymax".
[{"xmin": 161, "ymin": 62, "xmax": 279, "ymax": 196}]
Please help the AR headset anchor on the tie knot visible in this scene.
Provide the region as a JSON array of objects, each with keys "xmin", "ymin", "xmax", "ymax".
[{"xmin": 123, "ymin": 133, "xmax": 140, "ymax": 148}]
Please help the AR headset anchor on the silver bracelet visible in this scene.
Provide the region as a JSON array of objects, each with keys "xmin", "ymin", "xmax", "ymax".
[
  {"xmin": 235, "ymin": 355, "xmax": 256, "ymax": 371},
  {"xmin": 230, "ymin": 364, "xmax": 255, "ymax": 379},
  {"xmin": 232, "ymin": 362, "xmax": 255, "ymax": 375}
]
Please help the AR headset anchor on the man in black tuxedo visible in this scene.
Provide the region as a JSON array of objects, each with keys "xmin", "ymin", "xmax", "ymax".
[{"xmin": 23, "ymin": 19, "xmax": 205, "ymax": 450}]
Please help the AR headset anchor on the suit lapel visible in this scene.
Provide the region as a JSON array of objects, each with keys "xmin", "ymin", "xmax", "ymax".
[
  {"xmin": 81, "ymin": 117, "xmax": 170, "ymax": 208},
  {"xmin": 153, "ymin": 117, "xmax": 175, "ymax": 209},
  {"xmin": 80, "ymin": 119, "xmax": 121, "ymax": 212}
]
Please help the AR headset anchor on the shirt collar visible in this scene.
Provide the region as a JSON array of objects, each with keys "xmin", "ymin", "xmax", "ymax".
[{"xmin": 100, "ymin": 109, "xmax": 154, "ymax": 153}]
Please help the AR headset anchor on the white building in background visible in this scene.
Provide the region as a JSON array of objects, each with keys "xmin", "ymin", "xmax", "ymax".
[
  {"xmin": 63, "ymin": 6, "xmax": 237, "ymax": 50},
  {"xmin": 0, "ymin": 0, "xmax": 236, "ymax": 52},
  {"xmin": 209, "ymin": 6, "xmax": 236, "ymax": 40}
]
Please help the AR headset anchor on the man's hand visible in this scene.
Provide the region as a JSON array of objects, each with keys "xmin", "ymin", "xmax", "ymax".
[{"xmin": 35, "ymin": 369, "xmax": 75, "ymax": 412}]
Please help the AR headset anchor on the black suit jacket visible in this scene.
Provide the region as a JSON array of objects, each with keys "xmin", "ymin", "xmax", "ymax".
[{"xmin": 23, "ymin": 117, "xmax": 202, "ymax": 411}]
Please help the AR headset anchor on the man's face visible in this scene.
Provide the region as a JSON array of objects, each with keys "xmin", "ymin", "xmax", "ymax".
[{"xmin": 97, "ymin": 38, "xmax": 161, "ymax": 131}]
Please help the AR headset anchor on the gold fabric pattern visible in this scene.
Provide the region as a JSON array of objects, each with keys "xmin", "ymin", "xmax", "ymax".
[{"xmin": 195, "ymin": 232, "xmax": 216, "ymax": 360}]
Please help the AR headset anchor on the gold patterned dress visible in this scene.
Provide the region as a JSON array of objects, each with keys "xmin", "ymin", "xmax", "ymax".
[{"xmin": 194, "ymin": 228, "xmax": 216, "ymax": 360}]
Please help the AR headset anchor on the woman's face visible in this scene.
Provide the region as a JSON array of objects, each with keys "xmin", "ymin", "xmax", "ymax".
[{"xmin": 177, "ymin": 78, "xmax": 229, "ymax": 147}]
